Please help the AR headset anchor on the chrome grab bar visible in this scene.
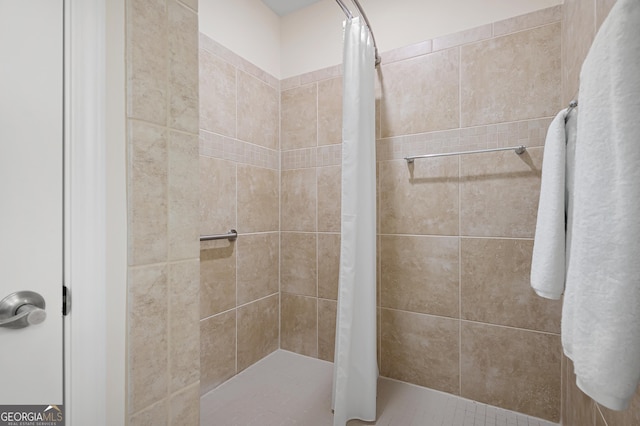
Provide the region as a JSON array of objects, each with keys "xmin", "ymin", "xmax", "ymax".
[{"xmin": 200, "ymin": 229, "xmax": 238, "ymax": 242}]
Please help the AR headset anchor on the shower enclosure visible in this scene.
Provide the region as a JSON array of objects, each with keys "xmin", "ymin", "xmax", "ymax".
[{"xmin": 194, "ymin": 1, "xmax": 563, "ymax": 424}]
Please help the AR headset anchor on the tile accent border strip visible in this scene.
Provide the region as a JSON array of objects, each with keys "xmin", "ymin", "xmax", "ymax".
[
  {"xmin": 281, "ymin": 144, "xmax": 342, "ymax": 170},
  {"xmin": 200, "ymin": 130, "xmax": 279, "ymax": 170},
  {"xmin": 279, "ymin": 117, "xmax": 552, "ymax": 170}
]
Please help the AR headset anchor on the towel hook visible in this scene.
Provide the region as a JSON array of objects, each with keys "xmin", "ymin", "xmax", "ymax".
[{"xmin": 566, "ymin": 100, "xmax": 578, "ymax": 122}]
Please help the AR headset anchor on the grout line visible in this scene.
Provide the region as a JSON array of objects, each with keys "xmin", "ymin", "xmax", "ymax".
[
  {"xmin": 280, "ymin": 230, "xmax": 325, "ymax": 235},
  {"xmin": 595, "ymin": 403, "xmax": 609, "ymax": 426},
  {"xmin": 560, "ymin": 5, "xmax": 566, "ymax": 107},
  {"xmin": 175, "ymin": 0, "xmax": 197, "ymax": 15},
  {"xmin": 315, "ymin": 81, "xmax": 319, "ymax": 155},
  {"xmin": 491, "ymin": 20, "xmax": 562, "ymax": 39},
  {"xmin": 378, "ymin": 306, "xmax": 561, "ymax": 336},
  {"xmin": 593, "ymin": 0, "xmax": 598, "ymax": 42},
  {"xmin": 316, "ymin": 231, "xmax": 341, "ymax": 236},
  {"xmin": 164, "ymin": 3, "xmax": 172, "ymax": 418},
  {"xmin": 199, "ymin": 292, "xmax": 280, "ymax": 323},
  {"xmin": 458, "ymin": 45, "xmax": 462, "ymax": 129},
  {"xmin": 315, "ymin": 165, "xmax": 319, "ymax": 358},
  {"xmin": 169, "ymin": 380, "xmax": 200, "ymax": 403},
  {"xmin": 164, "ymin": 2, "xmax": 173, "ymax": 415},
  {"xmin": 129, "ymin": 257, "xmax": 201, "ymax": 271},
  {"xmin": 234, "ymin": 162, "xmax": 238, "ymax": 376},
  {"xmin": 128, "ymin": 117, "xmax": 201, "ymax": 137},
  {"xmin": 374, "ymin": 116, "xmax": 556, "ymax": 143},
  {"xmin": 458, "ymin": 154, "xmax": 462, "ymax": 396},
  {"xmin": 561, "ymin": 348, "xmax": 566, "ymax": 424},
  {"xmin": 279, "ymin": 291, "xmax": 318, "ymax": 300},
  {"xmin": 278, "ymin": 75, "xmax": 282, "ymax": 352},
  {"xmin": 459, "ymin": 235, "xmax": 535, "ymax": 241},
  {"xmin": 458, "ymin": 317, "xmax": 561, "ymax": 336},
  {"xmin": 234, "ymin": 65, "xmax": 238, "ymax": 138}
]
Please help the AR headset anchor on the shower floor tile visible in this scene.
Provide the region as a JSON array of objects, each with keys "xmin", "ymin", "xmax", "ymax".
[{"xmin": 200, "ymin": 350, "xmax": 558, "ymax": 426}]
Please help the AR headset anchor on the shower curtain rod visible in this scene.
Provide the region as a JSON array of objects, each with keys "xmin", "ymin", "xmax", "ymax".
[{"xmin": 335, "ymin": 0, "xmax": 381, "ymax": 66}]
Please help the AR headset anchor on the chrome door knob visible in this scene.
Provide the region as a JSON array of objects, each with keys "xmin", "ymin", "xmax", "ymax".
[
  {"xmin": 0, "ymin": 291, "xmax": 47, "ymax": 329},
  {"xmin": 15, "ymin": 304, "xmax": 47, "ymax": 325}
]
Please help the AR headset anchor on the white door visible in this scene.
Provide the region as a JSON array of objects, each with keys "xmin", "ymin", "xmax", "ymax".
[{"xmin": 0, "ymin": 0, "xmax": 64, "ymax": 413}]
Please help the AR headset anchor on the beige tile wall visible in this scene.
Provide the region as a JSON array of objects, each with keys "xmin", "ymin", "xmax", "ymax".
[
  {"xmin": 279, "ymin": 6, "xmax": 564, "ymax": 422},
  {"xmin": 561, "ymin": 0, "xmax": 640, "ymax": 424},
  {"xmin": 126, "ymin": 0, "xmax": 200, "ymax": 425},
  {"xmin": 460, "ymin": 23, "xmax": 561, "ymax": 127},
  {"xmin": 278, "ymin": 70, "xmax": 343, "ymax": 363},
  {"xmin": 198, "ymin": 34, "xmax": 280, "ymax": 396}
]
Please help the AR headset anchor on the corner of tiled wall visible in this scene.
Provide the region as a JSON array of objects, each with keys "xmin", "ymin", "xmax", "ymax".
[
  {"xmin": 279, "ymin": 67, "xmax": 344, "ymax": 362},
  {"xmin": 198, "ymin": 33, "xmax": 281, "ymax": 396},
  {"xmin": 126, "ymin": 0, "xmax": 200, "ymax": 424},
  {"xmin": 561, "ymin": 0, "xmax": 640, "ymax": 423}
]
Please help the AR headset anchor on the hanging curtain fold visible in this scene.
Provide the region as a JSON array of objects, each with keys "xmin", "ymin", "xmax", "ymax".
[{"xmin": 331, "ymin": 16, "xmax": 378, "ymax": 426}]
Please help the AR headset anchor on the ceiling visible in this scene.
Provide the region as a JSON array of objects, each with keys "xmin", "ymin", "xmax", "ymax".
[{"xmin": 261, "ymin": 0, "xmax": 323, "ymax": 16}]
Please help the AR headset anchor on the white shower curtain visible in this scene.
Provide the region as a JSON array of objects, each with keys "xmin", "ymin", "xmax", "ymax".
[{"xmin": 331, "ymin": 16, "xmax": 378, "ymax": 426}]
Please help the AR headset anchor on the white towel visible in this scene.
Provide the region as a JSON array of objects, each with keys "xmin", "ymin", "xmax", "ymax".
[
  {"xmin": 530, "ymin": 108, "xmax": 577, "ymax": 299},
  {"xmin": 563, "ymin": 0, "xmax": 640, "ymax": 411}
]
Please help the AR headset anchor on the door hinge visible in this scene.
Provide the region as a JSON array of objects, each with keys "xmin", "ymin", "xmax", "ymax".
[{"xmin": 62, "ymin": 285, "xmax": 70, "ymax": 316}]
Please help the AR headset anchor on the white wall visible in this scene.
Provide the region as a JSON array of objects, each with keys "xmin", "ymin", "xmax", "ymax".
[
  {"xmin": 199, "ymin": 0, "xmax": 281, "ymax": 78},
  {"xmin": 280, "ymin": 0, "xmax": 562, "ymax": 78},
  {"xmin": 280, "ymin": 0, "xmax": 344, "ymax": 79}
]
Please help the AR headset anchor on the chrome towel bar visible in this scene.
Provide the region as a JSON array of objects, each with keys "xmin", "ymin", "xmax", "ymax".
[
  {"xmin": 200, "ymin": 229, "xmax": 238, "ymax": 242},
  {"xmin": 405, "ymin": 145, "xmax": 527, "ymax": 163}
]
